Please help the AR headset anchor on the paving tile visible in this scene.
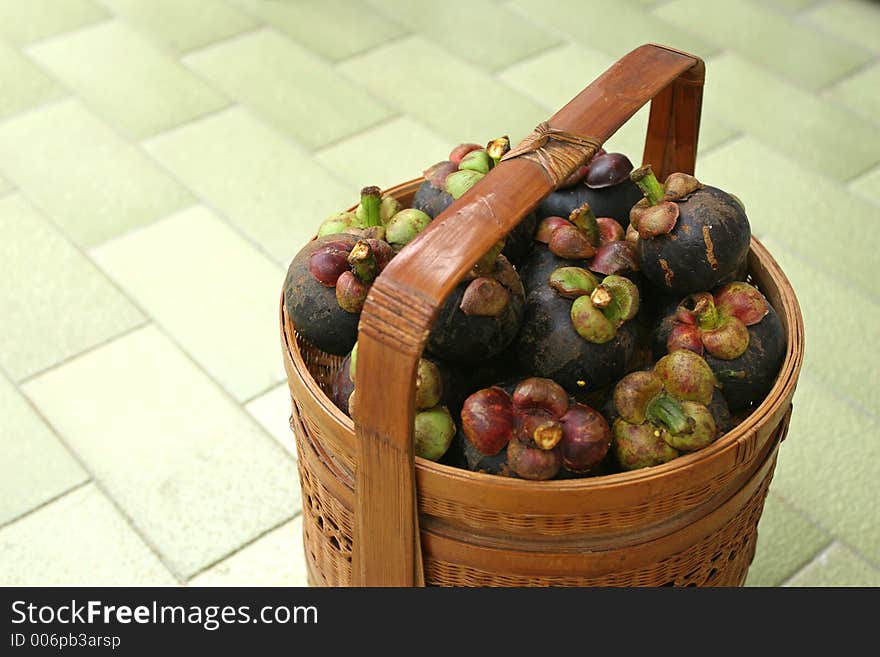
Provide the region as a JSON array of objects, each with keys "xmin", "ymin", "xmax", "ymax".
[
  {"xmin": 145, "ymin": 107, "xmax": 351, "ymax": 264},
  {"xmin": 849, "ymin": 165, "xmax": 880, "ymax": 207},
  {"xmin": 770, "ymin": 372, "xmax": 880, "ymax": 564},
  {"xmin": 91, "ymin": 205, "xmax": 286, "ymax": 402},
  {"xmin": 745, "ymin": 492, "xmax": 831, "ymax": 587},
  {"xmin": 498, "ymin": 42, "xmax": 738, "ymax": 159},
  {"xmin": 28, "ymin": 21, "xmax": 229, "ymax": 139},
  {"xmin": 0, "ymin": 195, "xmax": 145, "ymax": 380},
  {"xmin": 699, "ymin": 52, "xmax": 879, "ymax": 182},
  {"xmin": 23, "ymin": 326, "xmax": 301, "ymax": 579},
  {"xmin": 753, "ymin": 237, "xmax": 880, "ymax": 417},
  {"xmin": 697, "ymin": 136, "xmax": 880, "ymax": 299},
  {"xmin": 315, "ymin": 116, "xmax": 453, "ymax": 190},
  {"xmin": 365, "ymin": 0, "xmax": 560, "ymax": 71},
  {"xmin": 826, "ymin": 62, "xmax": 880, "ymax": 124},
  {"xmin": 785, "ymin": 542, "xmax": 880, "ymax": 587},
  {"xmin": 184, "ymin": 29, "xmax": 392, "ymax": 149},
  {"xmin": 804, "ymin": 0, "xmax": 880, "ymax": 55},
  {"xmin": 0, "ymin": 484, "xmax": 176, "ymax": 586},
  {"xmin": 656, "ymin": 0, "xmax": 872, "ymax": 90},
  {"xmin": 339, "ymin": 35, "xmax": 547, "ymax": 145},
  {"xmin": 0, "ymin": 373, "xmax": 87, "ymax": 527},
  {"xmin": 245, "ymin": 384, "xmax": 297, "ymax": 458},
  {"xmin": 510, "ymin": 0, "xmax": 717, "ymax": 62},
  {"xmin": 98, "ymin": 0, "xmax": 258, "ymax": 54},
  {"xmin": 0, "ymin": 40, "xmax": 65, "ymax": 121},
  {"xmin": 231, "ymin": 0, "xmax": 406, "ymax": 62},
  {"xmin": 0, "ymin": 0, "xmax": 109, "ymax": 46},
  {"xmin": 766, "ymin": 0, "xmax": 823, "ymax": 10},
  {"xmin": 189, "ymin": 517, "xmax": 307, "ymax": 586},
  {"xmin": 0, "ymin": 100, "xmax": 194, "ymax": 247}
]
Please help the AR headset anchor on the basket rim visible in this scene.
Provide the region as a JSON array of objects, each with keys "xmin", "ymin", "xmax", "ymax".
[{"xmin": 281, "ymin": 178, "xmax": 805, "ymax": 493}]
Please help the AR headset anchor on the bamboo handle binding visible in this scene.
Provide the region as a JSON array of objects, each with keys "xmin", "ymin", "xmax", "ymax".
[{"xmin": 352, "ymin": 43, "xmax": 705, "ymax": 587}]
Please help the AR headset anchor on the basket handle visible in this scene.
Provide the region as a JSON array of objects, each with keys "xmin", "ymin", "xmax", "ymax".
[{"xmin": 352, "ymin": 43, "xmax": 704, "ymax": 586}]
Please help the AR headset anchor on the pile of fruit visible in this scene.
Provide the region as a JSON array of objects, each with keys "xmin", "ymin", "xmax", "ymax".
[{"xmin": 283, "ymin": 138, "xmax": 785, "ymax": 480}]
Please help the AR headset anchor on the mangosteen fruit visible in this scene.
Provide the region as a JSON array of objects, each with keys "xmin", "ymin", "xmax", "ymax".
[
  {"xmin": 426, "ymin": 244, "xmax": 525, "ymax": 363},
  {"xmin": 514, "ymin": 255, "xmax": 639, "ymax": 393},
  {"xmin": 341, "ymin": 343, "xmax": 457, "ymax": 462},
  {"xmin": 629, "ymin": 165, "xmax": 750, "ymax": 298},
  {"xmin": 652, "ymin": 281, "xmax": 785, "ymax": 412},
  {"xmin": 459, "ymin": 377, "xmax": 611, "ymax": 479},
  {"xmin": 412, "ymin": 138, "xmax": 537, "ymax": 265},
  {"xmin": 284, "ymin": 233, "xmax": 364, "ymax": 355},
  {"xmin": 535, "ymin": 151, "xmax": 643, "ymax": 228},
  {"xmin": 611, "ymin": 350, "xmax": 722, "ymax": 471}
]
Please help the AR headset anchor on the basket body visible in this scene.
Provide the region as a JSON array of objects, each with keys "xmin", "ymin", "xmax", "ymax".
[{"xmin": 281, "ymin": 180, "xmax": 803, "ymax": 587}]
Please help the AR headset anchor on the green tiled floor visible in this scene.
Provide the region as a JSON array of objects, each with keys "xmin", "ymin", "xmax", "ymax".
[{"xmin": 1, "ymin": 0, "xmax": 877, "ymax": 588}]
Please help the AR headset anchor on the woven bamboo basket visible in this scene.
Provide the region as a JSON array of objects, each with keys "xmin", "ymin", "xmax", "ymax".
[{"xmin": 280, "ymin": 45, "xmax": 804, "ymax": 587}]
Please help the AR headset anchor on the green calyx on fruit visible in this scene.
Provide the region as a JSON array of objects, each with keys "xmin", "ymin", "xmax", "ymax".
[
  {"xmin": 613, "ymin": 420, "xmax": 679, "ymax": 471},
  {"xmin": 549, "ymin": 267, "xmax": 598, "ymax": 299},
  {"xmin": 384, "ymin": 208, "xmax": 432, "ymax": 250},
  {"xmin": 414, "ymin": 406, "xmax": 456, "ymax": 461},
  {"xmin": 666, "ymin": 283, "xmax": 770, "ymax": 360},
  {"xmin": 445, "ymin": 169, "xmax": 485, "ymax": 199},
  {"xmin": 458, "ymin": 149, "xmax": 492, "ymax": 174},
  {"xmin": 317, "ymin": 211, "xmax": 357, "ymax": 238},
  {"xmin": 449, "ymin": 143, "xmax": 483, "ymax": 164},
  {"xmin": 380, "ymin": 195, "xmax": 401, "ymax": 223},
  {"xmin": 654, "ymin": 350, "xmax": 718, "ymax": 405},
  {"xmin": 629, "ymin": 166, "xmax": 704, "ymax": 239},
  {"xmin": 567, "ymin": 274, "xmax": 640, "ymax": 344},
  {"xmin": 415, "ymin": 358, "xmax": 443, "ymax": 410},
  {"xmin": 611, "ymin": 353, "xmax": 719, "ymax": 470}
]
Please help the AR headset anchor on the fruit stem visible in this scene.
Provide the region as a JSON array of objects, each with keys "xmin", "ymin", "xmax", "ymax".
[
  {"xmin": 645, "ymin": 393, "xmax": 693, "ymax": 436},
  {"xmin": 631, "ymin": 165, "xmax": 665, "ymax": 206},
  {"xmin": 692, "ymin": 294, "xmax": 720, "ymax": 331},
  {"xmin": 486, "ymin": 136, "xmax": 510, "ymax": 165},
  {"xmin": 358, "ymin": 186, "xmax": 383, "ymax": 227},
  {"xmin": 590, "ymin": 285, "xmax": 612, "ymax": 309},
  {"xmin": 569, "ymin": 203, "xmax": 600, "ymax": 246},
  {"xmin": 473, "ymin": 240, "xmax": 504, "ymax": 276},
  {"xmin": 348, "ymin": 241, "xmax": 378, "ymax": 283}
]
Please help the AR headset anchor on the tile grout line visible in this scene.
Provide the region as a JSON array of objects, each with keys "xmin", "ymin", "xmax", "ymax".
[
  {"xmin": 16, "ymin": 319, "xmax": 152, "ymax": 386},
  {"xmin": 184, "ymin": 511, "xmax": 303, "ymax": 584},
  {"xmin": 9, "ymin": 13, "xmax": 115, "ymax": 51},
  {"xmin": 0, "ymin": 478, "xmax": 93, "ymax": 533},
  {"xmin": 772, "ymin": 490, "xmax": 880, "ymax": 571},
  {"xmin": 3, "ymin": 359, "xmax": 184, "ymax": 583},
  {"xmin": 2, "ymin": 190, "xmax": 298, "ymax": 538},
  {"xmin": 778, "ymin": 540, "xmax": 837, "ymax": 586}
]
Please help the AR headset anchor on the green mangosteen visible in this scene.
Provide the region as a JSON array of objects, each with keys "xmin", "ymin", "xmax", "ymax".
[
  {"xmin": 340, "ymin": 344, "xmax": 456, "ymax": 462},
  {"xmin": 412, "ymin": 138, "xmax": 537, "ymax": 265},
  {"xmin": 611, "ymin": 350, "xmax": 722, "ymax": 471}
]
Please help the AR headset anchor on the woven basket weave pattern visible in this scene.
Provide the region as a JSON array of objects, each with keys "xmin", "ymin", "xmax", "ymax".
[{"xmin": 292, "ymin": 393, "xmax": 779, "ymax": 586}]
